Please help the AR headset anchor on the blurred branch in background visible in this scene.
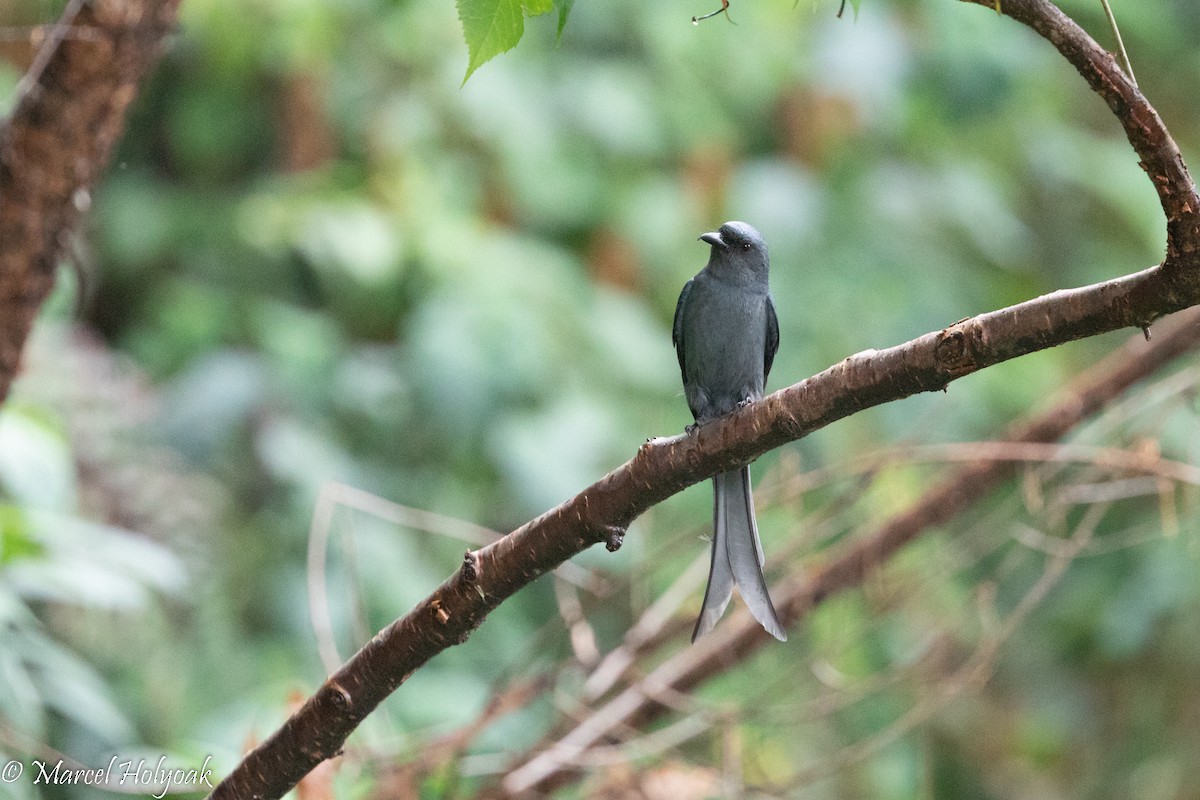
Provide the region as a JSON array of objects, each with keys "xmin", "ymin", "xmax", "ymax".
[
  {"xmin": 306, "ymin": 480, "xmax": 607, "ymax": 673},
  {"xmin": 0, "ymin": 0, "xmax": 181, "ymax": 403}
]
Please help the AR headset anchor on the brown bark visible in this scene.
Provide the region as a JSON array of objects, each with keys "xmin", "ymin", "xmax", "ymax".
[{"xmin": 0, "ymin": 0, "xmax": 180, "ymax": 403}]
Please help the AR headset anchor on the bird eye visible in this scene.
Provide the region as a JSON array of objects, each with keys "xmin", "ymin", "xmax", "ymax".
[{"xmin": 741, "ymin": 242, "xmax": 752, "ymax": 251}]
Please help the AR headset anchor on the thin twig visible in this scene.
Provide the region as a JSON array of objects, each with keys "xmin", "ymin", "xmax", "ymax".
[
  {"xmin": 787, "ymin": 503, "xmax": 1098, "ymax": 786},
  {"xmin": 306, "ymin": 480, "xmax": 606, "ymax": 672},
  {"xmin": 1099, "ymin": 0, "xmax": 1137, "ymax": 88},
  {"xmin": 13, "ymin": 0, "xmax": 86, "ymax": 100}
]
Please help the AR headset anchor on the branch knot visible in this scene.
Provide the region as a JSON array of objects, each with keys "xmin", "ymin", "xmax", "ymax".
[
  {"xmin": 934, "ymin": 325, "xmax": 976, "ymax": 376},
  {"xmin": 460, "ymin": 550, "xmax": 480, "ymax": 583}
]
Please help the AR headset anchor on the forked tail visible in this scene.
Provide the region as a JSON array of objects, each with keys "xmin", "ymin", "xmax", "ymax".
[{"xmin": 692, "ymin": 466, "xmax": 787, "ymax": 642}]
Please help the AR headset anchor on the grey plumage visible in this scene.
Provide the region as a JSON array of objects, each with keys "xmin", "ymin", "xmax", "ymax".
[{"xmin": 672, "ymin": 221, "xmax": 787, "ymax": 642}]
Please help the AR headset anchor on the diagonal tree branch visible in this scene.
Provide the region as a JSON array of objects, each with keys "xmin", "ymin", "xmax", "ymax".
[
  {"xmin": 209, "ymin": 0, "xmax": 1200, "ymax": 796},
  {"xmin": 0, "ymin": 0, "xmax": 180, "ymax": 403},
  {"xmin": 211, "ymin": 273, "xmax": 1200, "ymax": 800}
]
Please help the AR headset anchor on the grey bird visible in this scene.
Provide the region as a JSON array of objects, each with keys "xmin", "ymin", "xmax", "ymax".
[{"xmin": 672, "ymin": 221, "xmax": 787, "ymax": 642}]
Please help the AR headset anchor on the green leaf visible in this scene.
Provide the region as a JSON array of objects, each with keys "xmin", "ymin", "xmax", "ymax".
[
  {"xmin": 457, "ymin": 0, "xmax": 525, "ymax": 82},
  {"xmin": 556, "ymin": 0, "xmax": 575, "ymax": 38},
  {"xmin": 457, "ymin": 0, "xmax": 555, "ymax": 82},
  {"xmin": 0, "ymin": 505, "xmax": 41, "ymax": 564}
]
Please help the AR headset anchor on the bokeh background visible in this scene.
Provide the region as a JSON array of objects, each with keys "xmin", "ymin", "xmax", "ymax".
[{"xmin": 2, "ymin": 0, "xmax": 1200, "ymax": 797}]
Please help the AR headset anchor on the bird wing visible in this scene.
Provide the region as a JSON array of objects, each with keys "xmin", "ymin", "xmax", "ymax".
[
  {"xmin": 672, "ymin": 278, "xmax": 694, "ymax": 384},
  {"xmin": 764, "ymin": 294, "xmax": 780, "ymax": 381}
]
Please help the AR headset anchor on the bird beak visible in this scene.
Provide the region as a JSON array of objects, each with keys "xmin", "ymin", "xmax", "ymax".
[{"xmin": 699, "ymin": 231, "xmax": 726, "ymax": 249}]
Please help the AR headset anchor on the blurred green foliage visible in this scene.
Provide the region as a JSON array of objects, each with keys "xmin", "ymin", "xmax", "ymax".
[{"xmin": 2, "ymin": 0, "xmax": 1200, "ymax": 797}]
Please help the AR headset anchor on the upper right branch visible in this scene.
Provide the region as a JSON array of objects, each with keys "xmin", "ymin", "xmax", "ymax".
[{"xmin": 964, "ymin": 0, "xmax": 1200, "ymax": 264}]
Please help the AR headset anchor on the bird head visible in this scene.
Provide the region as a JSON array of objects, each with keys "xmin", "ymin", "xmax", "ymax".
[{"xmin": 699, "ymin": 221, "xmax": 770, "ymax": 280}]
